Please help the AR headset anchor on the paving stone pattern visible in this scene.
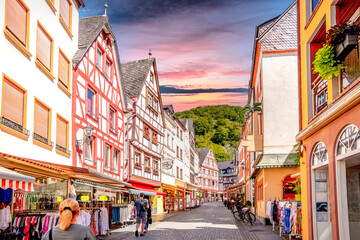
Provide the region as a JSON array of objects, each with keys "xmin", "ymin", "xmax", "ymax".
[{"xmin": 104, "ymin": 201, "xmax": 283, "ymax": 240}]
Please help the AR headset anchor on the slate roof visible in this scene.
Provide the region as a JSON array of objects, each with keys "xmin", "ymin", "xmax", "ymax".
[
  {"xmin": 258, "ymin": 1, "xmax": 297, "ymax": 51},
  {"xmin": 120, "ymin": 58, "xmax": 155, "ymax": 99},
  {"xmin": 180, "ymin": 119, "xmax": 195, "ymax": 136},
  {"xmin": 163, "ymin": 105, "xmax": 175, "ymax": 115},
  {"xmin": 217, "ymin": 160, "xmax": 234, "ymax": 170},
  {"xmin": 196, "ymin": 148, "xmax": 210, "ymax": 166},
  {"xmin": 256, "ymin": 154, "xmax": 297, "ymax": 168},
  {"xmin": 73, "ymin": 15, "xmax": 111, "ymax": 64}
]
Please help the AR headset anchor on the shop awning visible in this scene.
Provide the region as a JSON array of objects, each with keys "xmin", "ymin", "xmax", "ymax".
[
  {"xmin": 0, "ymin": 152, "xmax": 131, "ymax": 188},
  {"xmin": 0, "ymin": 166, "xmax": 35, "ymax": 191},
  {"xmin": 129, "ymin": 183, "xmax": 166, "ymax": 196}
]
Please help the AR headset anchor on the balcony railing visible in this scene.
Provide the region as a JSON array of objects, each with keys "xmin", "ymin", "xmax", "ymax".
[
  {"xmin": 33, "ymin": 132, "xmax": 54, "ymax": 147},
  {"xmin": 56, "ymin": 144, "xmax": 71, "ymax": 155},
  {"xmin": 1, "ymin": 117, "xmax": 30, "ymax": 136}
]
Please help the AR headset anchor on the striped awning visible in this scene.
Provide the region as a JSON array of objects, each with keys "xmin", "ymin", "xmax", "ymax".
[
  {"xmin": 0, "ymin": 166, "xmax": 35, "ymax": 192},
  {"xmin": 0, "ymin": 179, "xmax": 34, "ymax": 191}
]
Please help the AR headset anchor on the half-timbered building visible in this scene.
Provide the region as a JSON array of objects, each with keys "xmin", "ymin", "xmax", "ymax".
[
  {"xmin": 121, "ymin": 58, "xmax": 166, "ymax": 203},
  {"xmin": 72, "ymin": 15, "xmax": 126, "ymax": 180},
  {"xmin": 197, "ymin": 148, "xmax": 219, "ymax": 201}
]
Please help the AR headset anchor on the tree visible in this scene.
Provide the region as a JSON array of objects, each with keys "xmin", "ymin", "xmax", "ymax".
[
  {"xmin": 244, "ymin": 103, "xmax": 262, "ymax": 119},
  {"xmin": 211, "ymin": 126, "xmax": 228, "ymax": 145},
  {"xmin": 194, "ymin": 117, "xmax": 211, "ymax": 135}
]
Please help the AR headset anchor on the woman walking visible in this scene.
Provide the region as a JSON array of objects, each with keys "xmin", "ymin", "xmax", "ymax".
[
  {"xmin": 144, "ymin": 196, "xmax": 152, "ymax": 234},
  {"xmin": 42, "ymin": 198, "xmax": 96, "ymax": 240}
]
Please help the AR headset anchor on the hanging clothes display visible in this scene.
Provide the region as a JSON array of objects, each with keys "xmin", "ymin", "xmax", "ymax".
[
  {"xmin": 290, "ymin": 202, "xmax": 298, "ymax": 235},
  {"xmin": 77, "ymin": 210, "xmax": 91, "ymax": 227},
  {"xmin": 284, "ymin": 203, "xmax": 291, "ymax": 234},
  {"xmin": 0, "ymin": 205, "xmax": 11, "ymax": 230}
]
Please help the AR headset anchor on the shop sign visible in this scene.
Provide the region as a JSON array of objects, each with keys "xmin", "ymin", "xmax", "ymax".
[
  {"xmin": 57, "ymin": 197, "xmax": 62, "ymax": 202},
  {"xmin": 162, "ymin": 158, "xmax": 174, "ymax": 170},
  {"xmin": 99, "ymin": 196, "xmax": 108, "ymax": 201},
  {"xmin": 81, "ymin": 196, "xmax": 90, "ymax": 201}
]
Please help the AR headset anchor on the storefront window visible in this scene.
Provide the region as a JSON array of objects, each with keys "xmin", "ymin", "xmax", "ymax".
[
  {"xmin": 336, "ymin": 125, "xmax": 360, "ymax": 157},
  {"xmin": 336, "ymin": 125, "xmax": 360, "ymax": 239},
  {"xmin": 312, "ymin": 142, "xmax": 332, "ymax": 240},
  {"xmin": 13, "ymin": 180, "xmax": 68, "ymax": 213}
]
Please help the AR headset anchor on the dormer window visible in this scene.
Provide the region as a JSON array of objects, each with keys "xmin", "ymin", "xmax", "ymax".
[
  {"xmin": 96, "ymin": 49, "xmax": 103, "ymax": 69},
  {"xmin": 105, "ymin": 59, "xmax": 111, "ymax": 79}
]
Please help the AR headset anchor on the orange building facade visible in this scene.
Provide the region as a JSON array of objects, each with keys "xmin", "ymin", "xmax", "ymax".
[{"xmin": 297, "ymin": 0, "xmax": 360, "ymax": 239}]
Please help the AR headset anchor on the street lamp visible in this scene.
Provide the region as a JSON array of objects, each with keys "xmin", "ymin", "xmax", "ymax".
[{"xmin": 75, "ymin": 124, "xmax": 94, "ymax": 147}]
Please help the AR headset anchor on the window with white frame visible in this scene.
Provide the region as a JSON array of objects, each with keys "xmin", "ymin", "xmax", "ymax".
[
  {"xmin": 113, "ymin": 149, "xmax": 119, "ymax": 172},
  {"xmin": 104, "ymin": 144, "xmax": 110, "ymax": 169}
]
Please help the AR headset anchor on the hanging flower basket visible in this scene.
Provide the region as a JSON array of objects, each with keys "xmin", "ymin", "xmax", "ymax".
[{"xmin": 326, "ymin": 22, "xmax": 360, "ymax": 60}]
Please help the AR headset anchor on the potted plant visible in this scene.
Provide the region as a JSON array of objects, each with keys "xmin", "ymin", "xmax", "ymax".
[
  {"xmin": 313, "ymin": 44, "xmax": 345, "ymax": 80},
  {"xmin": 326, "ymin": 22, "xmax": 360, "ymax": 60}
]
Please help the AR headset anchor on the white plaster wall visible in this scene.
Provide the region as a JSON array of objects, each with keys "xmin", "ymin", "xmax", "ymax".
[
  {"xmin": 0, "ymin": 0, "xmax": 80, "ymax": 165},
  {"xmin": 262, "ymin": 54, "xmax": 299, "ymax": 154}
]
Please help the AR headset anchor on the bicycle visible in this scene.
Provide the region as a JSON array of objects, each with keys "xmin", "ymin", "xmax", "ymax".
[{"xmin": 233, "ymin": 205, "xmax": 256, "ymax": 225}]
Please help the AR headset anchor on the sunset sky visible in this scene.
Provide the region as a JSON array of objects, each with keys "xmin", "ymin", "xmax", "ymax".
[{"xmin": 80, "ymin": 0, "xmax": 294, "ymax": 111}]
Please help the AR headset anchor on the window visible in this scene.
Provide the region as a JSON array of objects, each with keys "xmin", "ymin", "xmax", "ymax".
[
  {"xmin": 311, "ymin": 0, "xmax": 320, "ymax": 11},
  {"xmin": 109, "ymin": 107, "xmax": 116, "ymax": 132},
  {"xmin": 176, "ymin": 167, "xmax": 179, "ymax": 179},
  {"xmin": 144, "ymin": 157, "xmax": 150, "ymax": 166},
  {"xmin": 180, "ymin": 169, "xmax": 183, "ymax": 180},
  {"xmin": 58, "ymin": 50, "xmax": 70, "ymax": 90},
  {"xmin": 147, "ymin": 93, "xmax": 153, "ymax": 107},
  {"xmin": 257, "ymin": 183, "xmax": 263, "ymax": 201},
  {"xmin": 1, "ymin": 78, "xmax": 27, "ymax": 135},
  {"xmin": 167, "ymin": 133, "xmax": 170, "ymax": 146},
  {"xmin": 85, "ymin": 137, "xmax": 95, "ymax": 163},
  {"xmin": 34, "ymin": 100, "xmax": 51, "ymax": 145},
  {"xmin": 87, "ymin": 88, "xmax": 97, "ymax": 118},
  {"xmin": 104, "ymin": 144, "xmax": 110, "ymax": 169},
  {"xmin": 180, "ymin": 149, "xmax": 183, "ymax": 160},
  {"xmin": 113, "ymin": 149, "xmax": 119, "ymax": 172},
  {"xmin": 153, "ymin": 160, "xmax": 158, "ymax": 169},
  {"xmin": 36, "ymin": 23, "xmax": 53, "ymax": 74},
  {"xmin": 4, "ymin": 0, "xmax": 30, "ymax": 55},
  {"xmin": 336, "ymin": 125, "xmax": 360, "ymax": 157},
  {"xmin": 96, "ymin": 49, "xmax": 103, "ymax": 69},
  {"xmin": 176, "ymin": 146, "xmax": 179, "ymax": 158},
  {"xmin": 177, "ymin": 126, "xmax": 179, "ymax": 137},
  {"xmin": 143, "ymin": 125, "xmax": 150, "ymax": 139},
  {"xmin": 59, "ymin": 0, "xmax": 72, "ymax": 31},
  {"xmin": 134, "ymin": 152, "xmax": 141, "ymax": 166},
  {"xmin": 56, "ymin": 115, "xmax": 69, "ymax": 156},
  {"xmin": 105, "ymin": 60, "xmax": 111, "ymax": 78},
  {"xmin": 152, "ymin": 132, "xmax": 158, "ymax": 144},
  {"xmin": 180, "ymin": 130, "xmax": 183, "ymax": 140},
  {"xmin": 150, "ymin": 72, "xmax": 154, "ymax": 82}
]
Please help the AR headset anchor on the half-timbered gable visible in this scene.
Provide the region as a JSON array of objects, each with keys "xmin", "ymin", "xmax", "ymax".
[
  {"xmin": 197, "ymin": 148, "xmax": 219, "ymax": 200},
  {"xmin": 121, "ymin": 58, "xmax": 165, "ymax": 188},
  {"xmin": 72, "ymin": 15, "xmax": 126, "ymax": 180}
]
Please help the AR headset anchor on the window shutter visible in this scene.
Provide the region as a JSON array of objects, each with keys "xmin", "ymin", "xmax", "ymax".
[
  {"xmin": 58, "ymin": 52, "xmax": 69, "ymax": 88},
  {"xmin": 37, "ymin": 26, "xmax": 51, "ymax": 70},
  {"xmin": 2, "ymin": 80, "xmax": 24, "ymax": 125},
  {"xmin": 56, "ymin": 117, "xmax": 67, "ymax": 147},
  {"xmin": 60, "ymin": 0, "xmax": 70, "ymax": 27},
  {"xmin": 34, "ymin": 102, "xmax": 49, "ymax": 138},
  {"xmin": 6, "ymin": 0, "xmax": 27, "ymax": 45}
]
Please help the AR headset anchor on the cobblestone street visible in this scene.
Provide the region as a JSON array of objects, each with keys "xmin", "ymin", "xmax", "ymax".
[{"xmin": 104, "ymin": 201, "xmax": 283, "ymax": 240}]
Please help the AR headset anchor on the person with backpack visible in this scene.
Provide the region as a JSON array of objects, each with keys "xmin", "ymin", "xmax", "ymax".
[
  {"xmin": 143, "ymin": 195, "xmax": 152, "ymax": 234},
  {"xmin": 42, "ymin": 198, "xmax": 96, "ymax": 240},
  {"xmin": 134, "ymin": 193, "xmax": 149, "ymax": 237}
]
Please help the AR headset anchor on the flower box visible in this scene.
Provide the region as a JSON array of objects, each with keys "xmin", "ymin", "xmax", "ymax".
[
  {"xmin": 153, "ymin": 169, "xmax": 159, "ymax": 175},
  {"xmin": 144, "ymin": 166, "xmax": 151, "ymax": 172},
  {"xmin": 134, "ymin": 163, "xmax": 142, "ymax": 169},
  {"xmin": 335, "ymin": 33, "xmax": 359, "ymax": 60}
]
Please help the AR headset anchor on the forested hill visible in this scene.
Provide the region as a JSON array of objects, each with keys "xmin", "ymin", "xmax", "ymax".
[{"xmin": 174, "ymin": 105, "xmax": 245, "ymax": 162}]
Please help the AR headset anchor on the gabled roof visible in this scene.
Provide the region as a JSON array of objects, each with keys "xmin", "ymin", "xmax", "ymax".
[
  {"xmin": 163, "ymin": 105, "xmax": 175, "ymax": 115},
  {"xmin": 73, "ymin": 15, "xmax": 128, "ymax": 111},
  {"xmin": 259, "ymin": 1, "xmax": 297, "ymax": 51},
  {"xmin": 73, "ymin": 15, "xmax": 113, "ymax": 64},
  {"xmin": 120, "ymin": 58, "xmax": 155, "ymax": 99},
  {"xmin": 180, "ymin": 119, "xmax": 195, "ymax": 136},
  {"xmin": 196, "ymin": 148, "xmax": 211, "ymax": 166},
  {"xmin": 217, "ymin": 160, "xmax": 234, "ymax": 170}
]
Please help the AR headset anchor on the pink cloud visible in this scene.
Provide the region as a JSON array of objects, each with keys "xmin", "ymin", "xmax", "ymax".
[{"xmin": 159, "ymin": 70, "xmax": 207, "ymax": 79}]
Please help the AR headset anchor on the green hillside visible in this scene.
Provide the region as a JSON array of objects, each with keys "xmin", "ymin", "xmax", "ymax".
[{"xmin": 174, "ymin": 105, "xmax": 245, "ymax": 162}]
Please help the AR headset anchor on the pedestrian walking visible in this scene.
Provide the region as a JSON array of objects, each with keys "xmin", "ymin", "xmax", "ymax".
[
  {"xmin": 144, "ymin": 196, "xmax": 152, "ymax": 234},
  {"xmin": 42, "ymin": 198, "xmax": 96, "ymax": 240},
  {"xmin": 134, "ymin": 193, "xmax": 149, "ymax": 237}
]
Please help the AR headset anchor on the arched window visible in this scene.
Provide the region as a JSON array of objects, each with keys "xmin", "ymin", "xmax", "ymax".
[
  {"xmin": 336, "ymin": 125, "xmax": 360, "ymax": 157},
  {"xmin": 312, "ymin": 142, "xmax": 328, "ymax": 166}
]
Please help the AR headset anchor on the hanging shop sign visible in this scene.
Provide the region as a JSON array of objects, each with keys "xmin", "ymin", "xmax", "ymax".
[
  {"xmin": 57, "ymin": 197, "xmax": 62, "ymax": 202},
  {"xmin": 81, "ymin": 196, "xmax": 90, "ymax": 201},
  {"xmin": 162, "ymin": 158, "xmax": 174, "ymax": 170},
  {"xmin": 99, "ymin": 195, "xmax": 108, "ymax": 201}
]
